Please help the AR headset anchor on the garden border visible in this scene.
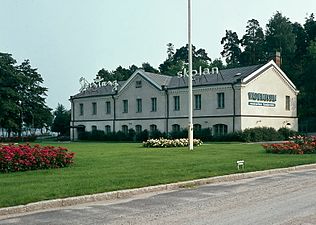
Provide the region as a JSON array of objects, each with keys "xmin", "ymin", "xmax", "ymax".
[{"xmin": 1, "ymin": 163, "xmax": 316, "ymax": 217}]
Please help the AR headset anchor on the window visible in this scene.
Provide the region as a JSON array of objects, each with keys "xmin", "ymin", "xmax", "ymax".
[
  {"xmin": 150, "ymin": 124, "xmax": 157, "ymax": 132},
  {"xmin": 286, "ymin": 96, "xmax": 290, "ymax": 111},
  {"xmin": 136, "ymin": 80, "xmax": 142, "ymax": 88},
  {"xmin": 122, "ymin": 125, "xmax": 128, "ymax": 134},
  {"xmin": 105, "ymin": 125, "xmax": 111, "ymax": 134},
  {"xmin": 92, "ymin": 102, "xmax": 97, "ymax": 115},
  {"xmin": 151, "ymin": 97, "xmax": 157, "ymax": 112},
  {"xmin": 217, "ymin": 93, "xmax": 225, "ymax": 108},
  {"xmin": 79, "ymin": 103, "xmax": 84, "ymax": 116},
  {"xmin": 106, "ymin": 101, "xmax": 111, "ymax": 114},
  {"xmin": 213, "ymin": 124, "xmax": 228, "ymax": 136},
  {"xmin": 174, "ymin": 96, "xmax": 180, "ymax": 111},
  {"xmin": 135, "ymin": 125, "xmax": 142, "ymax": 134},
  {"xmin": 172, "ymin": 124, "xmax": 180, "ymax": 132},
  {"xmin": 194, "ymin": 124, "xmax": 202, "ymax": 131},
  {"xmin": 123, "ymin": 100, "xmax": 128, "ymax": 113},
  {"xmin": 194, "ymin": 94, "xmax": 201, "ymax": 110},
  {"xmin": 136, "ymin": 98, "xmax": 142, "ymax": 113},
  {"xmin": 91, "ymin": 125, "xmax": 97, "ymax": 131}
]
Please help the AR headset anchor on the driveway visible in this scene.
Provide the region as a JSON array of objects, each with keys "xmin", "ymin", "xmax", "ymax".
[{"xmin": 1, "ymin": 169, "xmax": 316, "ymax": 225}]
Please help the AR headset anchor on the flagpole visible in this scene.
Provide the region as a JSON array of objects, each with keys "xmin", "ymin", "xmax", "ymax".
[{"xmin": 188, "ymin": 0, "xmax": 193, "ymax": 150}]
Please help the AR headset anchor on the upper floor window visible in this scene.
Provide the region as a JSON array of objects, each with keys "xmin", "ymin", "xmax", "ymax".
[
  {"xmin": 174, "ymin": 96, "xmax": 180, "ymax": 111},
  {"xmin": 151, "ymin": 97, "xmax": 157, "ymax": 112},
  {"xmin": 105, "ymin": 125, "xmax": 111, "ymax": 134},
  {"xmin": 92, "ymin": 102, "xmax": 97, "ymax": 115},
  {"xmin": 136, "ymin": 98, "xmax": 142, "ymax": 113},
  {"xmin": 285, "ymin": 96, "xmax": 290, "ymax": 111},
  {"xmin": 194, "ymin": 94, "xmax": 201, "ymax": 110},
  {"xmin": 123, "ymin": 100, "xmax": 128, "ymax": 113},
  {"xmin": 217, "ymin": 92, "xmax": 225, "ymax": 109},
  {"xmin": 136, "ymin": 80, "xmax": 142, "ymax": 88},
  {"xmin": 79, "ymin": 103, "xmax": 84, "ymax": 116},
  {"xmin": 106, "ymin": 101, "xmax": 111, "ymax": 114},
  {"xmin": 213, "ymin": 124, "xmax": 228, "ymax": 136}
]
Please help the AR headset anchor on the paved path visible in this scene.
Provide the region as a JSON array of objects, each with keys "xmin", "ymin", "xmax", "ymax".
[{"xmin": 1, "ymin": 169, "xmax": 316, "ymax": 225}]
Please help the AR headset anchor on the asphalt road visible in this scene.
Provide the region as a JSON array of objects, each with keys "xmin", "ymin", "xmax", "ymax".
[{"xmin": 1, "ymin": 169, "xmax": 316, "ymax": 225}]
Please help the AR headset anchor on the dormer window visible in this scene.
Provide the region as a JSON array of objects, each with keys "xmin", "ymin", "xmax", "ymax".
[{"xmin": 136, "ymin": 80, "xmax": 142, "ymax": 88}]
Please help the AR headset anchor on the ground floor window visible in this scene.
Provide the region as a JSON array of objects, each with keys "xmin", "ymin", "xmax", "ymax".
[
  {"xmin": 91, "ymin": 125, "xmax": 97, "ymax": 131},
  {"xmin": 122, "ymin": 125, "xmax": 128, "ymax": 134},
  {"xmin": 105, "ymin": 125, "xmax": 111, "ymax": 134},
  {"xmin": 194, "ymin": 124, "xmax": 202, "ymax": 131},
  {"xmin": 213, "ymin": 124, "xmax": 228, "ymax": 136},
  {"xmin": 172, "ymin": 124, "xmax": 180, "ymax": 132},
  {"xmin": 135, "ymin": 125, "xmax": 142, "ymax": 134},
  {"xmin": 150, "ymin": 124, "xmax": 157, "ymax": 132}
]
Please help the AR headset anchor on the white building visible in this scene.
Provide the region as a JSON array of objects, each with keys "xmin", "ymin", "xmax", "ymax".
[{"xmin": 69, "ymin": 60, "xmax": 298, "ymax": 140}]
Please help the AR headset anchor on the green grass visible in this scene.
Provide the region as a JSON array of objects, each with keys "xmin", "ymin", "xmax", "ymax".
[{"xmin": 1, "ymin": 142, "xmax": 316, "ymax": 208}]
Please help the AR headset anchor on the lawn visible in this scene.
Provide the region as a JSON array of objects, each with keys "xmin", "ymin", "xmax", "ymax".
[{"xmin": 0, "ymin": 142, "xmax": 316, "ymax": 208}]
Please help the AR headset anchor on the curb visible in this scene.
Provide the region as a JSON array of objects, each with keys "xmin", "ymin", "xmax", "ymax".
[{"xmin": 1, "ymin": 163, "xmax": 316, "ymax": 217}]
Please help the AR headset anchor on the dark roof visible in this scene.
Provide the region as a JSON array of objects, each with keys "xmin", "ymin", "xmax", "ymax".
[
  {"xmin": 168, "ymin": 64, "xmax": 263, "ymax": 89},
  {"xmin": 71, "ymin": 64, "xmax": 263, "ymax": 99},
  {"xmin": 71, "ymin": 81, "xmax": 125, "ymax": 99}
]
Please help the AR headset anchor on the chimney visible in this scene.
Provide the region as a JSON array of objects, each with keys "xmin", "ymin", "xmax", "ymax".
[{"xmin": 275, "ymin": 51, "xmax": 281, "ymax": 67}]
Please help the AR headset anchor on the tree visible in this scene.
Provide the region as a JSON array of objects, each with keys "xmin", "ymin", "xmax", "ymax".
[
  {"xmin": 304, "ymin": 14, "xmax": 316, "ymax": 43},
  {"xmin": 51, "ymin": 104, "xmax": 71, "ymax": 136},
  {"xmin": 265, "ymin": 12, "xmax": 296, "ymax": 65},
  {"xmin": 240, "ymin": 19, "xmax": 266, "ymax": 66},
  {"xmin": 0, "ymin": 53, "xmax": 20, "ymax": 136},
  {"xmin": 141, "ymin": 62, "xmax": 159, "ymax": 73},
  {"xmin": 220, "ymin": 30, "xmax": 242, "ymax": 67},
  {"xmin": 159, "ymin": 44, "xmax": 212, "ymax": 75}
]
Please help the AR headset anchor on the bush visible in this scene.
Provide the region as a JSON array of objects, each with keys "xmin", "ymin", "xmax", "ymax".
[
  {"xmin": 0, "ymin": 135, "xmax": 37, "ymax": 143},
  {"xmin": 0, "ymin": 144, "xmax": 75, "ymax": 173},
  {"xmin": 262, "ymin": 135, "xmax": 316, "ymax": 154},
  {"xmin": 241, "ymin": 127, "xmax": 283, "ymax": 142},
  {"xmin": 143, "ymin": 138, "xmax": 203, "ymax": 148},
  {"xmin": 277, "ymin": 127, "xmax": 297, "ymax": 140}
]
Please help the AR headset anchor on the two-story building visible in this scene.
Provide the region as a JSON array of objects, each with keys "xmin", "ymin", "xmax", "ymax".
[{"xmin": 69, "ymin": 60, "xmax": 299, "ymax": 140}]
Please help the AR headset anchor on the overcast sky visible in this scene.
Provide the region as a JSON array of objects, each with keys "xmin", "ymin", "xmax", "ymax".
[{"xmin": 1, "ymin": 0, "xmax": 315, "ymax": 110}]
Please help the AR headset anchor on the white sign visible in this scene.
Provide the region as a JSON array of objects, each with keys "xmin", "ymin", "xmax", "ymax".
[{"xmin": 177, "ymin": 66, "xmax": 219, "ymax": 78}]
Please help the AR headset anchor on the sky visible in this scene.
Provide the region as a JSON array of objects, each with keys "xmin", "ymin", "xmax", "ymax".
[{"xmin": 1, "ymin": 0, "xmax": 315, "ymax": 110}]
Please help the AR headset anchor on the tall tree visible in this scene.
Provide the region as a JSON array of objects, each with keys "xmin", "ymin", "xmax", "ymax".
[
  {"xmin": 265, "ymin": 12, "xmax": 296, "ymax": 66},
  {"xmin": 0, "ymin": 53, "xmax": 20, "ymax": 135},
  {"xmin": 240, "ymin": 19, "xmax": 266, "ymax": 66},
  {"xmin": 141, "ymin": 62, "xmax": 159, "ymax": 73},
  {"xmin": 220, "ymin": 30, "xmax": 242, "ymax": 67},
  {"xmin": 304, "ymin": 14, "xmax": 316, "ymax": 43},
  {"xmin": 51, "ymin": 104, "xmax": 70, "ymax": 136}
]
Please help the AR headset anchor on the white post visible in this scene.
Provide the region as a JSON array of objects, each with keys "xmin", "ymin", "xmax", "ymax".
[{"xmin": 188, "ymin": 0, "xmax": 193, "ymax": 150}]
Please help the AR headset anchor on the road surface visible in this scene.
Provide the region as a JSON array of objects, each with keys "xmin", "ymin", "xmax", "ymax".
[{"xmin": 1, "ymin": 169, "xmax": 316, "ymax": 225}]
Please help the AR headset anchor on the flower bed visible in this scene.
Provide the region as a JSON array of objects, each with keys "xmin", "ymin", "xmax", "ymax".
[
  {"xmin": 0, "ymin": 144, "xmax": 75, "ymax": 173},
  {"xmin": 262, "ymin": 135, "xmax": 316, "ymax": 154},
  {"xmin": 143, "ymin": 138, "xmax": 203, "ymax": 148}
]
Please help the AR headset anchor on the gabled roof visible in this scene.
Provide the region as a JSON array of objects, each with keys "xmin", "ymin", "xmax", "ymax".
[
  {"xmin": 70, "ymin": 61, "xmax": 298, "ymax": 100},
  {"xmin": 119, "ymin": 69, "xmax": 171, "ymax": 91}
]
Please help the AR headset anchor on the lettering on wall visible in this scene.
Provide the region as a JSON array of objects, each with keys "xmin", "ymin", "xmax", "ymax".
[{"xmin": 248, "ymin": 92, "xmax": 276, "ymax": 107}]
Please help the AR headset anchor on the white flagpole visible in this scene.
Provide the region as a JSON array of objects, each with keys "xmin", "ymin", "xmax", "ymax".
[{"xmin": 188, "ymin": 0, "xmax": 193, "ymax": 150}]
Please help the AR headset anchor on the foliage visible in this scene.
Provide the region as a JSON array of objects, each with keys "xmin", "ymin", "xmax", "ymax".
[
  {"xmin": 51, "ymin": 104, "xmax": 71, "ymax": 136},
  {"xmin": 241, "ymin": 127, "xmax": 283, "ymax": 142},
  {"xmin": 262, "ymin": 135, "xmax": 316, "ymax": 154},
  {"xmin": 0, "ymin": 53, "xmax": 52, "ymax": 136},
  {"xmin": 0, "ymin": 144, "xmax": 75, "ymax": 173},
  {"xmin": 143, "ymin": 138, "xmax": 203, "ymax": 148},
  {"xmin": 1, "ymin": 142, "xmax": 316, "ymax": 207},
  {"xmin": 221, "ymin": 30, "xmax": 242, "ymax": 67},
  {"xmin": 0, "ymin": 135, "xmax": 37, "ymax": 143}
]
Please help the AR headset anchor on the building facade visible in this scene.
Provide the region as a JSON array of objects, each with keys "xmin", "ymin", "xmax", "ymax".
[{"xmin": 69, "ymin": 60, "xmax": 299, "ymax": 140}]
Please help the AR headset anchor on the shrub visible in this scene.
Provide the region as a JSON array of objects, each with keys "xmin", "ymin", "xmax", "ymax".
[
  {"xmin": 143, "ymin": 138, "xmax": 203, "ymax": 148},
  {"xmin": 277, "ymin": 128, "xmax": 297, "ymax": 140},
  {"xmin": 242, "ymin": 127, "xmax": 283, "ymax": 142},
  {"xmin": 0, "ymin": 144, "xmax": 75, "ymax": 173},
  {"xmin": 0, "ymin": 135, "xmax": 37, "ymax": 143},
  {"xmin": 262, "ymin": 135, "xmax": 316, "ymax": 154}
]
